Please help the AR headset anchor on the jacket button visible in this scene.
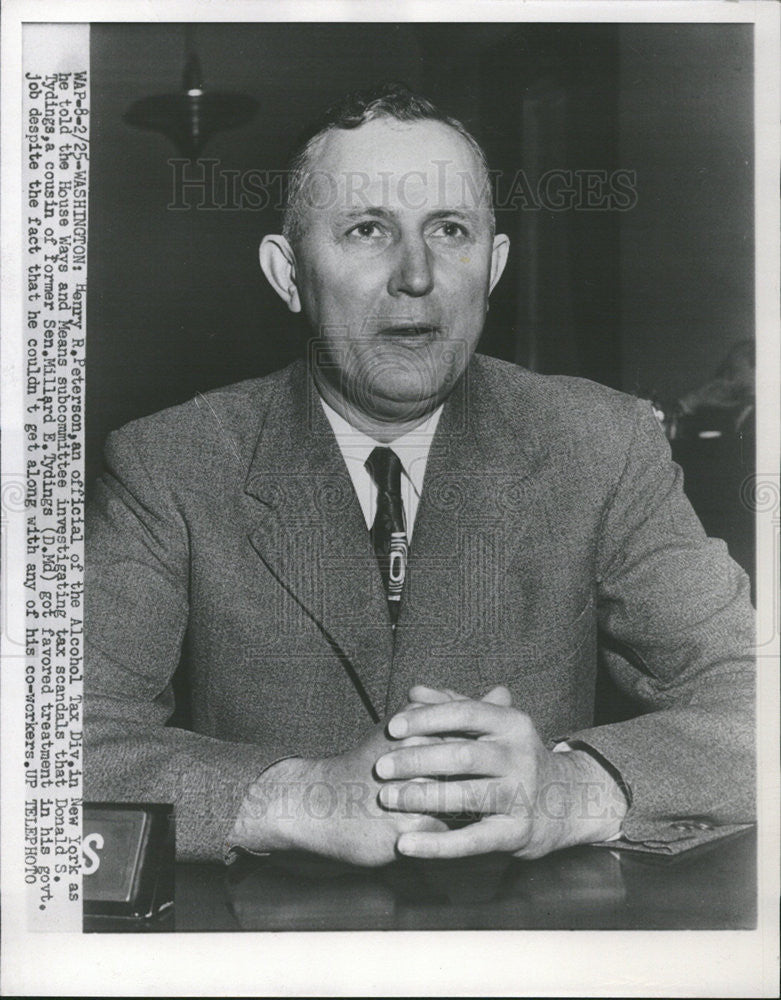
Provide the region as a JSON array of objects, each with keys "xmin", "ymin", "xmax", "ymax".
[{"xmin": 671, "ymin": 820, "xmax": 713, "ymax": 831}]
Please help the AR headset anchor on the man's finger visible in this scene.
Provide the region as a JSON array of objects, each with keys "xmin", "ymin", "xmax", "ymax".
[
  {"xmin": 379, "ymin": 778, "xmax": 499, "ymax": 815},
  {"xmin": 396, "ymin": 815, "xmax": 522, "ymax": 858},
  {"xmin": 482, "ymin": 685, "xmax": 512, "ymax": 707},
  {"xmin": 388, "ymin": 699, "xmax": 516, "ymax": 740},
  {"xmin": 376, "ymin": 739, "xmax": 506, "ymax": 780},
  {"xmin": 390, "ymin": 706, "xmax": 449, "ymax": 742},
  {"xmin": 407, "ymin": 684, "xmax": 466, "ymax": 704},
  {"xmin": 395, "ymin": 812, "xmax": 450, "ymax": 834}
]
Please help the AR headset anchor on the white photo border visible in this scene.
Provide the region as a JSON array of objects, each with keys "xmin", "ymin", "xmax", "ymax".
[{"xmin": 2, "ymin": 1, "xmax": 778, "ymax": 996}]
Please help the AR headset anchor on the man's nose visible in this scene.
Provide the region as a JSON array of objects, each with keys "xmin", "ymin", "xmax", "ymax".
[{"xmin": 387, "ymin": 236, "xmax": 434, "ymax": 297}]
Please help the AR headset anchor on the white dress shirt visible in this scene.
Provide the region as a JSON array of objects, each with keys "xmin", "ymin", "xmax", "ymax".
[{"xmin": 319, "ymin": 397, "xmax": 444, "ymax": 541}]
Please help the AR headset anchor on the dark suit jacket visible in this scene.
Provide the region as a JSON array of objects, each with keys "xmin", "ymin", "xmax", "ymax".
[{"xmin": 85, "ymin": 355, "xmax": 755, "ymax": 861}]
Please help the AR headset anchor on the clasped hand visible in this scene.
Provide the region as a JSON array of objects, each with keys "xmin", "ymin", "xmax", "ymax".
[
  {"xmin": 374, "ymin": 684, "xmax": 626, "ymax": 861},
  {"xmin": 243, "ymin": 684, "xmax": 626, "ymax": 866}
]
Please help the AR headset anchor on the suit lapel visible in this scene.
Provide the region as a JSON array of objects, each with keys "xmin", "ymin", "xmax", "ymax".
[
  {"xmin": 387, "ymin": 359, "xmax": 551, "ymax": 714},
  {"xmin": 243, "ymin": 356, "xmax": 552, "ymax": 721},
  {"xmin": 244, "ymin": 361, "xmax": 392, "ymax": 720}
]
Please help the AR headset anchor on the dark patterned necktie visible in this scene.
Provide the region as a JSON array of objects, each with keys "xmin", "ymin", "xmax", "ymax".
[{"xmin": 365, "ymin": 446, "xmax": 408, "ymax": 624}]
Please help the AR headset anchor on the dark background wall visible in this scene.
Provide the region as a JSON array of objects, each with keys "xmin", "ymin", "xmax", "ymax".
[
  {"xmin": 87, "ymin": 22, "xmax": 753, "ymax": 486},
  {"xmin": 617, "ymin": 24, "xmax": 754, "ymax": 400}
]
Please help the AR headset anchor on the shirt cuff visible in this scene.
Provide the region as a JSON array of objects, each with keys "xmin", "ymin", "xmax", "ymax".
[{"xmin": 552, "ymin": 740, "xmax": 623, "ymax": 842}]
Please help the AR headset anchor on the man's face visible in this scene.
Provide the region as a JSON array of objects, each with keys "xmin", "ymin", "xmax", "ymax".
[{"xmin": 274, "ymin": 117, "xmax": 509, "ymax": 426}]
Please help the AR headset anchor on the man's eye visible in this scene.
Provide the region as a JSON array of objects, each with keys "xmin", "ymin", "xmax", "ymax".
[
  {"xmin": 430, "ymin": 221, "xmax": 468, "ymax": 240},
  {"xmin": 347, "ymin": 221, "xmax": 386, "ymax": 240}
]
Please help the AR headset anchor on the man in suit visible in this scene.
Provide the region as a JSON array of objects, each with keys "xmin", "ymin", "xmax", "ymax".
[{"xmin": 85, "ymin": 84, "xmax": 754, "ymax": 864}]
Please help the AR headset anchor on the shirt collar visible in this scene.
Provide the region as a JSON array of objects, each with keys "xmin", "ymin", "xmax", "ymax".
[{"xmin": 319, "ymin": 395, "xmax": 444, "ymax": 498}]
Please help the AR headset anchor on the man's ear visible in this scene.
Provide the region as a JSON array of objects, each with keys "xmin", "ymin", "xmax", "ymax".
[
  {"xmin": 259, "ymin": 235, "xmax": 301, "ymax": 313},
  {"xmin": 489, "ymin": 234, "xmax": 510, "ymax": 294}
]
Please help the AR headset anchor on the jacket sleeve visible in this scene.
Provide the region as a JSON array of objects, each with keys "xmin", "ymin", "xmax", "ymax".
[
  {"xmin": 84, "ymin": 425, "xmax": 289, "ymax": 863},
  {"xmin": 568, "ymin": 398, "xmax": 756, "ymax": 853}
]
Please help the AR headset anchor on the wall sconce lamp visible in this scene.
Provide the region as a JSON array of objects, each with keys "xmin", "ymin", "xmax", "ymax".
[{"xmin": 123, "ymin": 25, "xmax": 259, "ymax": 157}]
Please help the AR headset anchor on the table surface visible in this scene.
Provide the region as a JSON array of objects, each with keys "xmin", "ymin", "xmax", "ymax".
[{"xmin": 169, "ymin": 827, "xmax": 756, "ymax": 932}]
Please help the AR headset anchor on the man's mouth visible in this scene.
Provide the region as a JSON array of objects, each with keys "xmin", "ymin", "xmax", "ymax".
[{"xmin": 377, "ymin": 324, "xmax": 440, "ymax": 342}]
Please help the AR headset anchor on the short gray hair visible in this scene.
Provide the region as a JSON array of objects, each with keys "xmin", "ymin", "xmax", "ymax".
[{"xmin": 282, "ymin": 81, "xmax": 494, "ymax": 245}]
